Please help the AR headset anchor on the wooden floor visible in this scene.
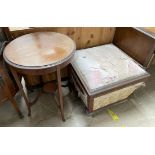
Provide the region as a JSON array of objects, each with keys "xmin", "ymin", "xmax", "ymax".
[{"xmin": 0, "ymin": 65, "xmax": 155, "ymax": 127}]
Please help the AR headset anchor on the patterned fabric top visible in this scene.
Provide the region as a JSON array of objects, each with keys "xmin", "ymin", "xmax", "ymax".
[{"xmin": 71, "ymin": 44, "xmax": 148, "ymax": 94}]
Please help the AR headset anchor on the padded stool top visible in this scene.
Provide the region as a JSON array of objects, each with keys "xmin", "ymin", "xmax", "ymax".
[{"xmin": 71, "ymin": 44, "xmax": 148, "ymax": 94}]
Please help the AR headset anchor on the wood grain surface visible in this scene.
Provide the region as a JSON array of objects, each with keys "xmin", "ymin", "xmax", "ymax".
[
  {"xmin": 113, "ymin": 27, "xmax": 155, "ymax": 68},
  {"xmin": 4, "ymin": 32, "xmax": 75, "ymax": 68}
]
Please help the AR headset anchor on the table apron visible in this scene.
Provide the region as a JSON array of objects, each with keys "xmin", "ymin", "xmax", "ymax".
[{"xmin": 7, "ymin": 57, "xmax": 72, "ymax": 75}]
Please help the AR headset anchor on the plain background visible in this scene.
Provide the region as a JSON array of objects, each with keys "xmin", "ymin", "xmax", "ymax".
[{"xmin": 0, "ymin": 0, "xmax": 155, "ymax": 155}]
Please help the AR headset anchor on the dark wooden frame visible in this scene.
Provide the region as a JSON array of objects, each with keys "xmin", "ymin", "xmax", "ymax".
[
  {"xmin": 113, "ymin": 27, "xmax": 155, "ymax": 68},
  {"xmin": 70, "ymin": 65, "xmax": 149, "ymax": 113}
]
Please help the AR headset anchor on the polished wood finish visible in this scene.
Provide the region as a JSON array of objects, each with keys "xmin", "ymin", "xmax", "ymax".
[
  {"xmin": 4, "ymin": 32, "xmax": 75, "ymax": 68},
  {"xmin": 3, "ymin": 32, "xmax": 75, "ymax": 121},
  {"xmin": 8, "ymin": 27, "xmax": 115, "ymax": 88},
  {"xmin": 113, "ymin": 27, "xmax": 155, "ymax": 68}
]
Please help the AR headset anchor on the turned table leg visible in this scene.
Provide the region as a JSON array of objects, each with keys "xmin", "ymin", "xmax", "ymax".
[
  {"xmin": 56, "ymin": 66, "xmax": 65, "ymax": 121},
  {"xmin": 9, "ymin": 67, "xmax": 31, "ymax": 116}
]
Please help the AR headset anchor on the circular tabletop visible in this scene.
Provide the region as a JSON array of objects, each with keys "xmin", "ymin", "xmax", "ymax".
[{"xmin": 3, "ymin": 32, "xmax": 76, "ymax": 69}]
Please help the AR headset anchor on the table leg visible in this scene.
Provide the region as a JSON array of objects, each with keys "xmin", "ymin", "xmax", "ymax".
[
  {"xmin": 67, "ymin": 65, "xmax": 72, "ymax": 93},
  {"xmin": 9, "ymin": 67, "xmax": 31, "ymax": 116},
  {"xmin": 10, "ymin": 98, "xmax": 24, "ymax": 118},
  {"xmin": 56, "ymin": 66, "xmax": 65, "ymax": 121}
]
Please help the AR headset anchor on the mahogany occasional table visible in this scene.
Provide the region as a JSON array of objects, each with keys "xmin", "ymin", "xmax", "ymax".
[{"xmin": 3, "ymin": 32, "xmax": 76, "ymax": 121}]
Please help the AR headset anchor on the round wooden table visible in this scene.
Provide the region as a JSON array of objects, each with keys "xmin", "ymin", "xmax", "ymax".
[{"xmin": 3, "ymin": 32, "xmax": 76, "ymax": 121}]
